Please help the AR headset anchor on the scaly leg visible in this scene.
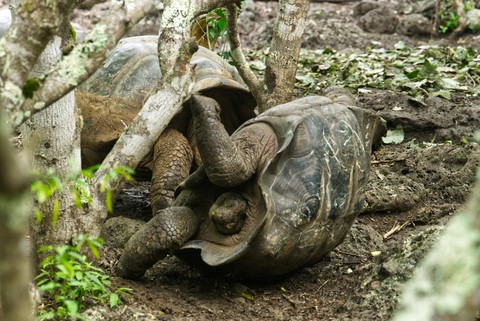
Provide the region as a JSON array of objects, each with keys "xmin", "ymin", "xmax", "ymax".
[
  {"xmin": 150, "ymin": 128, "xmax": 193, "ymax": 214},
  {"xmin": 115, "ymin": 206, "xmax": 199, "ymax": 279}
]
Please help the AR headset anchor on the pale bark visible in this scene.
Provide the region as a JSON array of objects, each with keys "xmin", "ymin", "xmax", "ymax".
[
  {"xmin": 0, "ymin": 114, "xmax": 33, "ymax": 321},
  {"xmin": 20, "ymin": 0, "xmax": 158, "ymax": 126},
  {"xmin": 263, "ymin": 0, "xmax": 310, "ymax": 111},
  {"xmin": 22, "ymin": 35, "xmax": 83, "ymax": 261},
  {"xmin": 452, "ymin": 0, "xmax": 467, "ymax": 34},
  {"xmin": 392, "ymin": 169, "xmax": 480, "ymax": 321},
  {"xmin": 227, "ymin": 3, "xmax": 266, "ymax": 107}
]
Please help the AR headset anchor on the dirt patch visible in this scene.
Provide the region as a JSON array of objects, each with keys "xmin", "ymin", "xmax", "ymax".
[{"xmin": 71, "ymin": 1, "xmax": 480, "ymax": 320}]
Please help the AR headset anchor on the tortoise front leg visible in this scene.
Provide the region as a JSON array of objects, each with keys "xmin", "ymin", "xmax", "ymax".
[
  {"xmin": 190, "ymin": 94, "xmax": 277, "ymax": 187},
  {"xmin": 150, "ymin": 128, "xmax": 193, "ymax": 214},
  {"xmin": 115, "ymin": 206, "xmax": 199, "ymax": 280}
]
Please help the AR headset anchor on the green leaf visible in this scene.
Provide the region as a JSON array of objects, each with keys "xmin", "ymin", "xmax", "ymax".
[
  {"xmin": 87, "ymin": 242, "xmax": 100, "ymax": 259},
  {"xmin": 38, "ymin": 281, "xmax": 61, "ymax": 292},
  {"xmin": 105, "ymin": 189, "xmax": 113, "ymax": 213},
  {"xmin": 35, "ymin": 208, "xmax": 43, "ymax": 224},
  {"xmin": 430, "ymin": 90, "xmax": 451, "ymax": 100},
  {"xmin": 38, "ymin": 311, "xmax": 56, "ymax": 320},
  {"xmin": 382, "ymin": 125, "xmax": 405, "ymax": 144},
  {"xmin": 64, "ymin": 299, "xmax": 79, "ymax": 317},
  {"xmin": 394, "ymin": 41, "xmax": 406, "ymax": 50},
  {"xmin": 405, "ymin": 69, "xmax": 420, "ymax": 79},
  {"xmin": 109, "ymin": 293, "xmax": 121, "ymax": 308},
  {"xmin": 218, "ymin": 18, "xmax": 227, "ymax": 31},
  {"xmin": 240, "ymin": 292, "xmax": 254, "ymax": 301}
]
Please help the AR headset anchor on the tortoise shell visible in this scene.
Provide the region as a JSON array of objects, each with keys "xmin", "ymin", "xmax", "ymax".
[
  {"xmin": 78, "ymin": 35, "xmax": 256, "ymax": 167},
  {"xmin": 174, "ymin": 95, "xmax": 380, "ymax": 279}
]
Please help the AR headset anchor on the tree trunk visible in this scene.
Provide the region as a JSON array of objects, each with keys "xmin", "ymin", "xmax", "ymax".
[
  {"xmin": 227, "ymin": 0, "xmax": 311, "ymax": 112},
  {"xmin": 22, "ymin": 35, "xmax": 84, "ymax": 263},
  {"xmin": 263, "ymin": 0, "xmax": 310, "ymax": 111},
  {"xmin": 0, "ymin": 114, "xmax": 33, "ymax": 321}
]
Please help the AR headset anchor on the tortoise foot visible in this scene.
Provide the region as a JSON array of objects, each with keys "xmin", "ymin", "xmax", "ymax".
[{"xmin": 115, "ymin": 206, "xmax": 199, "ymax": 279}]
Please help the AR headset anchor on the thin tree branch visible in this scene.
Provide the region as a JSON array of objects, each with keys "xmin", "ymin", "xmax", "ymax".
[
  {"xmin": 226, "ymin": 3, "xmax": 265, "ymax": 109},
  {"xmin": 453, "ymin": 0, "xmax": 467, "ymax": 35},
  {"xmin": 194, "ymin": 0, "xmax": 238, "ymax": 17},
  {"xmin": 14, "ymin": 0, "xmax": 159, "ymax": 128}
]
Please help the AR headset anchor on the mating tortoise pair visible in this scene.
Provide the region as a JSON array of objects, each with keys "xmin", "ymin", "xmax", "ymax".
[{"xmin": 80, "ymin": 36, "xmax": 382, "ymax": 280}]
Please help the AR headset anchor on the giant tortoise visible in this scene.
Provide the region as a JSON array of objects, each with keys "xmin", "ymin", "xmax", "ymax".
[
  {"xmin": 115, "ymin": 88, "xmax": 383, "ymax": 280},
  {"xmin": 77, "ymin": 35, "xmax": 256, "ymax": 213}
]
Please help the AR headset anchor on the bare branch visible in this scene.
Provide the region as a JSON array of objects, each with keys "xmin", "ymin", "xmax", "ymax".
[
  {"xmin": 15, "ymin": 0, "xmax": 159, "ymax": 128},
  {"xmin": 0, "ymin": 0, "xmax": 75, "ymax": 84},
  {"xmin": 453, "ymin": 0, "xmax": 467, "ymax": 35},
  {"xmin": 226, "ymin": 3, "xmax": 265, "ymax": 109}
]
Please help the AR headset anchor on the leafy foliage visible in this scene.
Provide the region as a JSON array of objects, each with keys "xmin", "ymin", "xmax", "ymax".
[
  {"xmin": 35, "ymin": 234, "xmax": 131, "ymax": 320},
  {"xmin": 191, "ymin": 1, "xmax": 245, "ymax": 61},
  {"xmin": 191, "ymin": 8, "xmax": 227, "ymax": 50},
  {"xmin": 438, "ymin": 0, "xmax": 479, "ymax": 33},
  {"xmin": 285, "ymin": 42, "xmax": 479, "ymax": 102},
  {"xmin": 32, "ymin": 165, "xmax": 135, "ymax": 223}
]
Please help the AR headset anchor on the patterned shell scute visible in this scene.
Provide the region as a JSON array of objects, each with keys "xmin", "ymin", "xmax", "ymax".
[
  {"xmin": 78, "ymin": 35, "xmax": 256, "ymax": 167},
  {"xmin": 79, "ymin": 35, "xmax": 255, "ymax": 105},
  {"xmin": 79, "ymin": 36, "xmax": 161, "ymax": 102},
  {"xmin": 262, "ymin": 100, "xmax": 365, "ymax": 222},
  {"xmin": 259, "ymin": 97, "xmax": 367, "ymax": 233}
]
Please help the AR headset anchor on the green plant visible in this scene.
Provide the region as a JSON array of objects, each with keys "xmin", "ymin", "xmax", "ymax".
[
  {"xmin": 191, "ymin": 1, "xmax": 245, "ymax": 61},
  {"xmin": 439, "ymin": 11, "xmax": 459, "ymax": 33},
  {"xmin": 32, "ymin": 164, "xmax": 135, "ymax": 223},
  {"xmin": 31, "ymin": 167, "xmax": 63, "ymax": 225},
  {"xmin": 35, "ymin": 234, "xmax": 131, "ymax": 320}
]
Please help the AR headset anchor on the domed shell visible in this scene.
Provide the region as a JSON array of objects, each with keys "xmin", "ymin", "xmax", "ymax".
[
  {"xmin": 79, "ymin": 35, "xmax": 254, "ymax": 105},
  {"xmin": 177, "ymin": 95, "xmax": 379, "ymax": 279},
  {"xmin": 78, "ymin": 35, "xmax": 256, "ymax": 167}
]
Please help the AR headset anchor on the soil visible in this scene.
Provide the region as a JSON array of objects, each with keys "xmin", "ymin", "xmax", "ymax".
[{"xmin": 72, "ymin": 1, "xmax": 480, "ymax": 320}]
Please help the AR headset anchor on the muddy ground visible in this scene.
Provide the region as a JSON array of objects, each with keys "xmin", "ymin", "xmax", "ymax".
[{"xmin": 74, "ymin": 1, "xmax": 480, "ymax": 320}]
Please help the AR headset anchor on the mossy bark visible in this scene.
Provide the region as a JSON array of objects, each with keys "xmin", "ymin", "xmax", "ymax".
[{"xmin": 392, "ymin": 167, "xmax": 480, "ymax": 321}]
